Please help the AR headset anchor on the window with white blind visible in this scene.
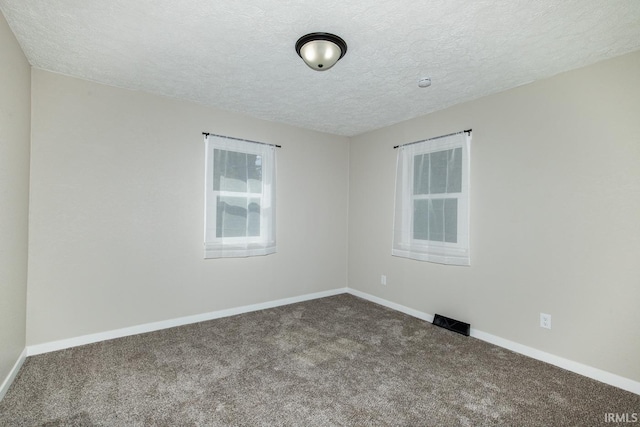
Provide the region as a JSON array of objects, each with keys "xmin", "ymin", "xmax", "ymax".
[
  {"xmin": 392, "ymin": 131, "xmax": 470, "ymax": 265},
  {"xmin": 204, "ymin": 134, "xmax": 276, "ymax": 258}
]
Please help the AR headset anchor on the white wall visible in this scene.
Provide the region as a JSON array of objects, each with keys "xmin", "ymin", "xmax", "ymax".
[
  {"xmin": 348, "ymin": 51, "xmax": 640, "ymax": 382},
  {"xmin": 27, "ymin": 69, "xmax": 349, "ymax": 346},
  {"xmin": 0, "ymin": 10, "xmax": 30, "ymax": 390}
]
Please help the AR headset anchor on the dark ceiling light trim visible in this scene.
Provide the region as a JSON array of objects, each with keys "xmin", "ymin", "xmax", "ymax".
[{"xmin": 295, "ymin": 32, "xmax": 347, "ymax": 71}]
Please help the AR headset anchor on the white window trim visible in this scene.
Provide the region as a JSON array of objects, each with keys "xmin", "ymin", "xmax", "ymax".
[
  {"xmin": 204, "ymin": 135, "xmax": 276, "ymax": 258},
  {"xmin": 392, "ymin": 132, "xmax": 470, "ymax": 266}
]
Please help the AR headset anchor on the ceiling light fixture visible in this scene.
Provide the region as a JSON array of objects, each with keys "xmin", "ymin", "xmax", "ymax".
[{"xmin": 295, "ymin": 32, "xmax": 347, "ymax": 71}]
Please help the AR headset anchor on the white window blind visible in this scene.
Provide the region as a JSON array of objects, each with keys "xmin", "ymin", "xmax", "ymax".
[
  {"xmin": 204, "ymin": 134, "xmax": 276, "ymax": 258},
  {"xmin": 392, "ymin": 131, "xmax": 471, "ymax": 265}
]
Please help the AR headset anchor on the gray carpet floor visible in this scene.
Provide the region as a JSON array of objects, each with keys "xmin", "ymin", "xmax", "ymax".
[{"xmin": 1, "ymin": 294, "xmax": 638, "ymax": 426}]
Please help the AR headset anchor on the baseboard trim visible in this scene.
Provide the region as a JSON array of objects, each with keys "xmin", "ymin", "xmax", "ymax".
[
  {"xmin": 27, "ymin": 287, "xmax": 348, "ymax": 356},
  {"xmin": 469, "ymin": 329, "xmax": 640, "ymax": 395},
  {"xmin": 24, "ymin": 287, "xmax": 640, "ymax": 395},
  {"xmin": 347, "ymin": 288, "xmax": 640, "ymax": 396},
  {"xmin": 0, "ymin": 348, "xmax": 27, "ymax": 401},
  {"xmin": 348, "ymin": 288, "xmax": 434, "ymax": 322}
]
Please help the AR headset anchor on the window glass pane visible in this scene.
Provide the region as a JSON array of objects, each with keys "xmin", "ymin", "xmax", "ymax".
[
  {"xmin": 428, "ymin": 199, "xmax": 445, "ymax": 241},
  {"xmin": 447, "ymin": 147, "xmax": 462, "ymax": 193},
  {"xmin": 216, "ymin": 196, "xmax": 258, "ymax": 238},
  {"xmin": 247, "ymin": 155, "xmax": 262, "ymax": 194},
  {"xmin": 214, "ymin": 150, "xmax": 246, "ymax": 192},
  {"xmin": 214, "ymin": 149, "xmax": 262, "ymax": 193},
  {"xmin": 413, "ymin": 154, "xmax": 429, "ymax": 195},
  {"xmin": 429, "ymin": 150, "xmax": 448, "ymax": 194},
  {"xmin": 213, "ymin": 149, "xmax": 225, "ymax": 191},
  {"xmin": 248, "ymin": 198, "xmax": 261, "ymax": 237},
  {"xmin": 444, "ymin": 198, "xmax": 458, "ymax": 243},
  {"xmin": 413, "ymin": 199, "xmax": 429, "ymax": 240}
]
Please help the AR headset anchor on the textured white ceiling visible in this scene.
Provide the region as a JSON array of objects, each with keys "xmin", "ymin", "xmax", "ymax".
[{"xmin": 1, "ymin": 0, "xmax": 639, "ymax": 136}]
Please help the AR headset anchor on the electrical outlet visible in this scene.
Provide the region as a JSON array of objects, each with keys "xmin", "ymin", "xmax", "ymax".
[
  {"xmin": 381, "ymin": 275, "xmax": 387, "ymax": 286},
  {"xmin": 540, "ymin": 313, "xmax": 552, "ymax": 329}
]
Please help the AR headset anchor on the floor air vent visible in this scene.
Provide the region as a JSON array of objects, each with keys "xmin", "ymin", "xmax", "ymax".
[{"xmin": 432, "ymin": 314, "xmax": 470, "ymax": 336}]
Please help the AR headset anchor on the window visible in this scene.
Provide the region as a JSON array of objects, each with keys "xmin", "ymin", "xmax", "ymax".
[
  {"xmin": 392, "ymin": 131, "xmax": 470, "ymax": 265},
  {"xmin": 204, "ymin": 134, "xmax": 276, "ymax": 258}
]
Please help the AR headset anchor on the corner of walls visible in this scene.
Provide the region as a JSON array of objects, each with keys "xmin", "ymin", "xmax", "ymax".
[
  {"xmin": 0, "ymin": 8, "xmax": 31, "ymax": 401},
  {"xmin": 0, "ymin": 350, "xmax": 27, "ymax": 401}
]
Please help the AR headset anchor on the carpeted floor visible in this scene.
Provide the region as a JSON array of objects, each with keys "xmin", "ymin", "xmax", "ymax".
[{"xmin": 1, "ymin": 294, "xmax": 638, "ymax": 426}]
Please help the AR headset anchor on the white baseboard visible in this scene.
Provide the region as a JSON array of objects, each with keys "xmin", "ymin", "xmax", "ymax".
[
  {"xmin": 0, "ymin": 348, "xmax": 27, "ymax": 401},
  {"xmin": 347, "ymin": 288, "xmax": 640, "ymax": 396},
  {"xmin": 469, "ymin": 329, "xmax": 640, "ymax": 396},
  {"xmin": 23, "ymin": 286, "xmax": 639, "ymax": 396},
  {"xmin": 348, "ymin": 288, "xmax": 435, "ymax": 322},
  {"xmin": 27, "ymin": 287, "xmax": 348, "ymax": 356}
]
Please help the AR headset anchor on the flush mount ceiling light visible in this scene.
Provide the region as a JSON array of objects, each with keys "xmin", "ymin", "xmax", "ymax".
[{"xmin": 295, "ymin": 32, "xmax": 347, "ymax": 71}]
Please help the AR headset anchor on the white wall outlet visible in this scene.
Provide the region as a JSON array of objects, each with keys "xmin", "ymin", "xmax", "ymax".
[
  {"xmin": 381, "ymin": 275, "xmax": 387, "ymax": 286},
  {"xmin": 540, "ymin": 313, "xmax": 552, "ymax": 329}
]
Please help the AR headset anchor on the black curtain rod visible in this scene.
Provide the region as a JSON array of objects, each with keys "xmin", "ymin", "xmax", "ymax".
[
  {"xmin": 203, "ymin": 132, "xmax": 282, "ymax": 148},
  {"xmin": 393, "ymin": 129, "xmax": 472, "ymax": 149}
]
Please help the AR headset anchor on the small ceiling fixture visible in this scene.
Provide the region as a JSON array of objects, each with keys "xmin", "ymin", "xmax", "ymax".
[
  {"xmin": 418, "ymin": 77, "xmax": 432, "ymax": 88},
  {"xmin": 295, "ymin": 32, "xmax": 347, "ymax": 71}
]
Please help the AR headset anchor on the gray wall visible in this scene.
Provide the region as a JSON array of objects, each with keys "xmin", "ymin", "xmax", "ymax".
[
  {"xmin": 27, "ymin": 69, "xmax": 349, "ymax": 345},
  {"xmin": 0, "ymin": 11, "xmax": 30, "ymax": 388},
  {"xmin": 348, "ymin": 51, "xmax": 640, "ymax": 382}
]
